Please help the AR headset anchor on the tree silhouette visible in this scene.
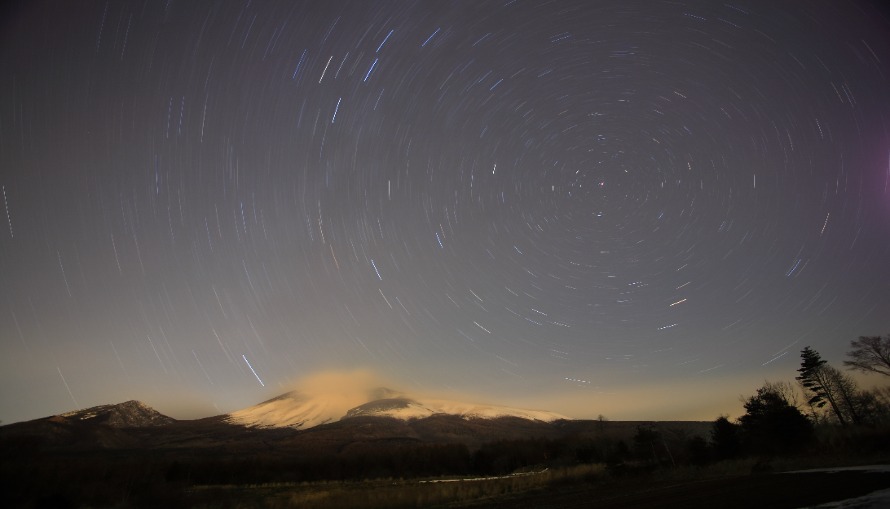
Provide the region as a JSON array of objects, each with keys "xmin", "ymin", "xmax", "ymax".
[
  {"xmin": 738, "ymin": 384, "xmax": 812, "ymax": 455},
  {"xmin": 844, "ymin": 335, "xmax": 890, "ymax": 377},
  {"xmin": 796, "ymin": 346, "xmax": 862, "ymax": 425},
  {"xmin": 797, "ymin": 347, "xmax": 845, "ymax": 425},
  {"xmin": 710, "ymin": 416, "xmax": 740, "ymax": 460}
]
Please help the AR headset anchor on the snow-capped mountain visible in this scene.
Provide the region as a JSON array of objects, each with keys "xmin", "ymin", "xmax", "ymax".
[
  {"xmin": 58, "ymin": 400, "xmax": 174, "ymax": 427},
  {"xmin": 225, "ymin": 390, "xmax": 353, "ymax": 429},
  {"xmin": 225, "ymin": 387, "xmax": 568, "ymax": 429},
  {"xmin": 343, "ymin": 395, "xmax": 569, "ymax": 422}
]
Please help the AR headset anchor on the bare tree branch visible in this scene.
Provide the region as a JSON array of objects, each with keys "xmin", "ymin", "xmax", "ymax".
[{"xmin": 844, "ymin": 335, "xmax": 890, "ymax": 377}]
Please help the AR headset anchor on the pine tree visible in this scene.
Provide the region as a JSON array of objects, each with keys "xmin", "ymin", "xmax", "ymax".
[{"xmin": 796, "ymin": 346, "xmax": 861, "ymax": 426}]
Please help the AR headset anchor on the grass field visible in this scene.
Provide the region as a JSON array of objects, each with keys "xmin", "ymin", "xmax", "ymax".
[
  {"xmin": 186, "ymin": 464, "xmax": 603, "ymax": 508},
  {"xmin": 183, "ymin": 455, "xmax": 890, "ymax": 509}
]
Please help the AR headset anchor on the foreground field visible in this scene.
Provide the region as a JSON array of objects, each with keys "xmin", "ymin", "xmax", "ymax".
[
  {"xmin": 457, "ymin": 468, "xmax": 890, "ymax": 509},
  {"xmin": 188, "ymin": 465, "xmax": 599, "ymax": 508},
  {"xmin": 181, "ymin": 460, "xmax": 890, "ymax": 509}
]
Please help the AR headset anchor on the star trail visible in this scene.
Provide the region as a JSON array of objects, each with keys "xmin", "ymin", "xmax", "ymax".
[{"xmin": 1, "ymin": 0, "xmax": 889, "ymax": 423}]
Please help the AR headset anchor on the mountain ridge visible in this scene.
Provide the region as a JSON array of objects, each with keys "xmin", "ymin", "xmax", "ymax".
[
  {"xmin": 1, "ymin": 387, "xmax": 568, "ymax": 431},
  {"xmin": 57, "ymin": 399, "xmax": 175, "ymax": 427},
  {"xmin": 0, "ymin": 396, "xmax": 711, "ymax": 463},
  {"xmin": 224, "ymin": 386, "xmax": 570, "ymax": 429}
]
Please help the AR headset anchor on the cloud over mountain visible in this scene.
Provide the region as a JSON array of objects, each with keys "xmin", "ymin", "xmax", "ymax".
[{"xmin": 225, "ymin": 369, "xmax": 567, "ymax": 428}]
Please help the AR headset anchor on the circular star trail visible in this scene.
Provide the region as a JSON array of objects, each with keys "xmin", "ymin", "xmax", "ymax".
[{"xmin": 1, "ymin": 0, "xmax": 889, "ymax": 422}]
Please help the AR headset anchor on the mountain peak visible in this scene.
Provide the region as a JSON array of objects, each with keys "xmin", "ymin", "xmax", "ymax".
[
  {"xmin": 224, "ymin": 370, "xmax": 569, "ymax": 429},
  {"xmin": 226, "ymin": 388, "xmax": 569, "ymax": 429},
  {"xmin": 59, "ymin": 400, "xmax": 174, "ymax": 428},
  {"xmin": 367, "ymin": 387, "xmax": 404, "ymax": 400},
  {"xmin": 344, "ymin": 397, "xmax": 423, "ymax": 419}
]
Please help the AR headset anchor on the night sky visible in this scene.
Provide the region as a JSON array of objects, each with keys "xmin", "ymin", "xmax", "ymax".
[{"xmin": 2, "ymin": 1, "xmax": 889, "ymax": 425}]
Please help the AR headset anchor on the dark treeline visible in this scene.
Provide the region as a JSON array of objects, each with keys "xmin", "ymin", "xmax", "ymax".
[
  {"xmin": 0, "ymin": 421, "xmax": 758, "ymax": 507},
  {"xmin": 0, "ymin": 430, "xmax": 677, "ymax": 507}
]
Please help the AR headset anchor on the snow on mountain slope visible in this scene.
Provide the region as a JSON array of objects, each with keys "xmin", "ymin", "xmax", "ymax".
[
  {"xmin": 344, "ymin": 396, "xmax": 569, "ymax": 422},
  {"xmin": 59, "ymin": 400, "xmax": 174, "ymax": 427},
  {"xmin": 225, "ymin": 371, "xmax": 403, "ymax": 429},
  {"xmin": 225, "ymin": 370, "xmax": 569, "ymax": 429},
  {"xmin": 226, "ymin": 389, "xmax": 569, "ymax": 429},
  {"xmin": 226, "ymin": 390, "xmax": 353, "ymax": 429}
]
